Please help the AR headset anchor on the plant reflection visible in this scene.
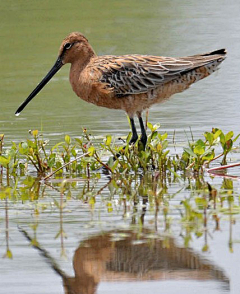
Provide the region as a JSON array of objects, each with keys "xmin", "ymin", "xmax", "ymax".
[
  {"xmin": 1, "ymin": 171, "xmax": 239, "ymax": 258},
  {"xmin": 3, "ymin": 195, "xmax": 13, "ymax": 259}
]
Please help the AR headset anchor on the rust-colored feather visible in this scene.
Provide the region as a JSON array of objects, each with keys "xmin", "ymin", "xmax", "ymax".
[{"xmin": 87, "ymin": 50, "xmax": 226, "ymax": 97}]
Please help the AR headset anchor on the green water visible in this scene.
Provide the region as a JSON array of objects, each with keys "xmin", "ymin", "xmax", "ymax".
[
  {"xmin": 1, "ymin": 0, "xmax": 240, "ymax": 293},
  {"xmin": 1, "ymin": 0, "xmax": 238, "ymax": 144}
]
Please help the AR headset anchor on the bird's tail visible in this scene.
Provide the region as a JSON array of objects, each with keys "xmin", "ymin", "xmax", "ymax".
[
  {"xmin": 179, "ymin": 48, "xmax": 227, "ymax": 85},
  {"xmin": 201, "ymin": 48, "xmax": 227, "ymax": 57}
]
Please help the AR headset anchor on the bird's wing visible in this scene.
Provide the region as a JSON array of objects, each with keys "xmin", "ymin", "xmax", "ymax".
[{"xmin": 95, "ymin": 53, "xmax": 224, "ymax": 97}]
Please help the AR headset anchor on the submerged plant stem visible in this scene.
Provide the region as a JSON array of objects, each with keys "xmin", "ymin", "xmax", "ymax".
[
  {"xmin": 94, "ymin": 153, "xmax": 113, "ymax": 173},
  {"xmin": 206, "ymin": 153, "xmax": 224, "ymax": 165},
  {"xmin": 44, "ymin": 152, "xmax": 90, "ymax": 181},
  {"xmin": 207, "ymin": 162, "xmax": 240, "ymax": 173}
]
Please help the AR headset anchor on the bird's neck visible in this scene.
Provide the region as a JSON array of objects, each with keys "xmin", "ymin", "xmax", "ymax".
[
  {"xmin": 69, "ymin": 46, "xmax": 96, "ymax": 91},
  {"xmin": 72, "ymin": 45, "xmax": 96, "ymax": 72}
]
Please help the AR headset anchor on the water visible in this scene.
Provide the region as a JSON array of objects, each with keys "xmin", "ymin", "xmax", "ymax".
[
  {"xmin": 1, "ymin": 0, "xmax": 240, "ymax": 144},
  {"xmin": 1, "ymin": 0, "xmax": 240, "ymax": 293}
]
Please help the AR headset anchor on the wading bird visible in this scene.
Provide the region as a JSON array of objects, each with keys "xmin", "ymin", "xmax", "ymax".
[{"xmin": 15, "ymin": 32, "xmax": 226, "ymax": 148}]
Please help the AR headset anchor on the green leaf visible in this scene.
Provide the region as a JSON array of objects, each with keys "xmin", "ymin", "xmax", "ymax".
[
  {"xmin": 193, "ymin": 139, "xmax": 205, "ymax": 155},
  {"xmin": 151, "ymin": 131, "xmax": 158, "ymax": 140},
  {"xmin": 213, "ymin": 129, "xmax": 222, "ymax": 140},
  {"xmin": 71, "ymin": 148, "xmax": 77, "ymax": 157},
  {"xmin": 201, "ymin": 148, "xmax": 213, "ymax": 157},
  {"xmin": 147, "ymin": 122, "xmax": 153, "ymax": 132},
  {"xmin": 152, "ymin": 123, "xmax": 160, "ymax": 131},
  {"xmin": 225, "ymin": 131, "xmax": 234, "ymax": 142},
  {"xmin": 111, "ymin": 159, "xmax": 119, "ymax": 172},
  {"xmin": 162, "ymin": 140, "xmax": 168, "ymax": 150},
  {"xmin": 224, "ymin": 139, "xmax": 233, "ymax": 151},
  {"xmin": 161, "ymin": 132, "xmax": 168, "ymax": 141},
  {"xmin": 202, "ymin": 150, "xmax": 215, "ymax": 161},
  {"xmin": 47, "ymin": 157, "xmax": 55, "ymax": 168},
  {"xmin": 27, "ymin": 140, "xmax": 35, "ymax": 148},
  {"xmin": 88, "ymin": 146, "xmax": 95, "ymax": 156},
  {"xmin": 19, "ymin": 142, "xmax": 29, "ymax": 155},
  {"xmin": 195, "ymin": 197, "xmax": 208, "ymax": 208},
  {"xmin": 105, "ymin": 135, "xmax": 112, "ymax": 146},
  {"xmin": 233, "ymin": 133, "xmax": 240, "ymax": 143},
  {"xmin": 65, "ymin": 135, "xmax": 71, "ymax": 145},
  {"xmin": 51, "ymin": 141, "xmax": 64, "ymax": 151},
  {"xmin": 204, "ymin": 132, "xmax": 214, "ymax": 145},
  {"xmin": 0, "ymin": 155, "xmax": 10, "ymax": 167},
  {"xmin": 75, "ymin": 138, "xmax": 83, "ymax": 144},
  {"xmin": 219, "ymin": 132, "xmax": 226, "ymax": 146},
  {"xmin": 184, "ymin": 147, "xmax": 197, "ymax": 158}
]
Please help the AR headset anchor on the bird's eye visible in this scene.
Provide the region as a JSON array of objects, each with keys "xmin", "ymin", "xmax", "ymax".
[{"xmin": 64, "ymin": 43, "xmax": 72, "ymax": 50}]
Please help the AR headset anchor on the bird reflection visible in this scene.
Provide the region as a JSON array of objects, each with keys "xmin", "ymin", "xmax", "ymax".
[{"xmin": 20, "ymin": 228, "xmax": 229, "ymax": 294}]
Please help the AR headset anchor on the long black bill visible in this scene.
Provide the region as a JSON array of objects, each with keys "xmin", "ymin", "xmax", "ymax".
[{"xmin": 15, "ymin": 57, "xmax": 63, "ymax": 116}]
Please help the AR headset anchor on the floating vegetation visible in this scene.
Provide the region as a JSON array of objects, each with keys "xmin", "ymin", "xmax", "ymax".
[
  {"xmin": 0, "ymin": 125, "xmax": 239, "ymax": 181},
  {"xmin": 1, "ymin": 125, "xmax": 240, "ymax": 258}
]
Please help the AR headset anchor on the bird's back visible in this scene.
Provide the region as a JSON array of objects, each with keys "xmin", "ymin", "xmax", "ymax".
[{"xmin": 76, "ymin": 49, "xmax": 226, "ymax": 115}]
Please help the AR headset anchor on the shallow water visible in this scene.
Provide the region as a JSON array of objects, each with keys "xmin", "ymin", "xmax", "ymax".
[
  {"xmin": 1, "ymin": 0, "xmax": 240, "ymax": 293},
  {"xmin": 1, "ymin": 173, "xmax": 240, "ymax": 294}
]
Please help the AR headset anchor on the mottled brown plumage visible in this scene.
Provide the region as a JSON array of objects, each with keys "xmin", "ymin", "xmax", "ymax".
[{"xmin": 16, "ymin": 32, "xmax": 226, "ymax": 147}]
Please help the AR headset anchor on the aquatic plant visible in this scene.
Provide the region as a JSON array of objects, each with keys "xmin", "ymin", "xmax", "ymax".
[{"xmin": 0, "ymin": 126, "xmax": 239, "ymax": 182}]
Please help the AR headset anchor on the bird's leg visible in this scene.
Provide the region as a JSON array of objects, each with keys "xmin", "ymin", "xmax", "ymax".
[
  {"xmin": 112, "ymin": 117, "xmax": 138, "ymax": 162},
  {"xmin": 129, "ymin": 117, "xmax": 138, "ymax": 144},
  {"xmin": 137, "ymin": 112, "xmax": 147, "ymax": 148},
  {"xmin": 112, "ymin": 116, "xmax": 143, "ymax": 162}
]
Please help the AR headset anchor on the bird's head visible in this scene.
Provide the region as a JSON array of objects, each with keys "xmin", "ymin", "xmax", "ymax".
[
  {"xmin": 15, "ymin": 32, "xmax": 94, "ymax": 116},
  {"xmin": 59, "ymin": 32, "xmax": 95, "ymax": 64}
]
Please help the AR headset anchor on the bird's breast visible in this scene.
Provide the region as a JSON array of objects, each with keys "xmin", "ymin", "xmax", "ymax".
[{"xmin": 69, "ymin": 66, "xmax": 122, "ymax": 110}]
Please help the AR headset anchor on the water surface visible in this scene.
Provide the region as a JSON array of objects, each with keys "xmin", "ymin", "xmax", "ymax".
[{"xmin": 1, "ymin": 0, "xmax": 240, "ymax": 293}]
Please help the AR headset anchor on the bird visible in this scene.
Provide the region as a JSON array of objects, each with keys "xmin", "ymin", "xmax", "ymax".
[{"xmin": 15, "ymin": 32, "xmax": 226, "ymax": 148}]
